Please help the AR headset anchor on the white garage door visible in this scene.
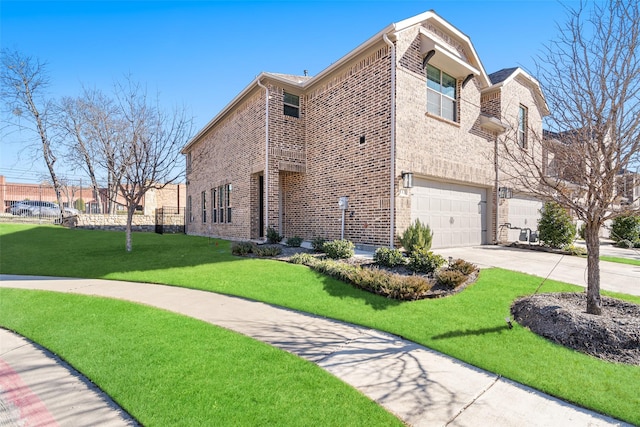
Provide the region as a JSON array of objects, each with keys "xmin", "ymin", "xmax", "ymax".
[
  {"xmin": 507, "ymin": 197, "xmax": 543, "ymax": 242},
  {"xmin": 411, "ymin": 179, "xmax": 487, "ymax": 248}
]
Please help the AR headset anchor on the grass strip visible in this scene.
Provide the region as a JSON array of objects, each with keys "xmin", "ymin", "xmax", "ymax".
[
  {"xmin": 1, "ymin": 224, "xmax": 639, "ymax": 424},
  {"xmin": 0, "ymin": 289, "xmax": 402, "ymax": 426},
  {"xmin": 600, "ymin": 255, "xmax": 640, "ymax": 266}
]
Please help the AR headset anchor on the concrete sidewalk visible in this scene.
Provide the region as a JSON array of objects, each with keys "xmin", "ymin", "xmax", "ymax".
[
  {"xmin": 436, "ymin": 245, "xmax": 640, "ymax": 296},
  {"xmin": 0, "ymin": 275, "xmax": 630, "ymax": 426}
]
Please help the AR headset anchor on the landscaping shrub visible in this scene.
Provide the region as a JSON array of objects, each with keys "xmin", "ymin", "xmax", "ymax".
[
  {"xmin": 253, "ymin": 245, "xmax": 282, "ymax": 257},
  {"xmin": 266, "ymin": 227, "xmax": 283, "ymax": 244},
  {"xmin": 537, "ymin": 202, "xmax": 576, "ymax": 248},
  {"xmin": 311, "ymin": 237, "xmax": 327, "ymax": 252},
  {"xmin": 289, "ymin": 253, "xmax": 317, "ymax": 265},
  {"xmin": 398, "ymin": 219, "xmax": 433, "ymax": 254},
  {"xmin": 231, "ymin": 241, "xmax": 255, "ymax": 256},
  {"xmin": 286, "ymin": 236, "xmax": 303, "ymax": 247},
  {"xmin": 373, "ymin": 247, "xmax": 406, "ymax": 268},
  {"xmin": 610, "ymin": 215, "xmax": 640, "ymax": 247},
  {"xmin": 448, "ymin": 259, "xmax": 476, "ymax": 275},
  {"xmin": 323, "ymin": 239, "xmax": 355, "ymax": 259},
  {"xmin": 290, "ymin": 256, "xmax": 432, "ymax": 300},
  {"xmin": 407, "ymin": 247, "xmax": 445, "ymax": 274},
  {"xmin": 563, "ymin": 244, "xmax": 588, "ymax": 256},
  {"xmin": 435, "ymin": 269, "xmax": 468, "ymax": 289}
]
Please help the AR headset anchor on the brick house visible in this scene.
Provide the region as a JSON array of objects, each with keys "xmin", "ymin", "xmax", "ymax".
[{"xmin": 182, "ymin": 10, "xmax": 549, "ymax": 248}]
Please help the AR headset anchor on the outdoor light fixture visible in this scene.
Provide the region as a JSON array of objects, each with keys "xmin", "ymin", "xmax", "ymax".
[
  {"xmin": 401, "ymin": 172, "xmax": 414, "ymax": 188},
  {"xmin": 498, "ymin": 187, "xmax": 513, "ymax": 199}
]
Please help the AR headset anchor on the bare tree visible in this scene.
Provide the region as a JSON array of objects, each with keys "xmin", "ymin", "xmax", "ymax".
[
  {"xmin": 113, "ymin": 77, "xmax": 193, "ymax": 252},
  {"xmin": 1, "ymin": 49, "xmax": 64, "ymax": 212},
  {"xmin": 499, "ymin": 0, "xmax": 640, "ymax": 315}
]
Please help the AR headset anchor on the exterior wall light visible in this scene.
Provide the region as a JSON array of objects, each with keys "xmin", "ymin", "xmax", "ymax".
[
  {"xmin": 402, "ymin": 172, "xmax": 414, "ymax": 188},
  {"xmin": 498, "ymin": 187, "xmax": 513, "ymax": 199}
]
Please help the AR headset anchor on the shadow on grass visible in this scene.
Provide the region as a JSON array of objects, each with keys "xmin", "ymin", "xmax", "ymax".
[
  {"xmin": 317, "ymin": 273, "xmax": 402, "ymax": 311},
  {"xmin": 431, "ymin": 325, "xmax": 512, "ymax": 340},
  {"xmin": 0, "ymin": 224, "xmax": 244, "ymax": 278}
]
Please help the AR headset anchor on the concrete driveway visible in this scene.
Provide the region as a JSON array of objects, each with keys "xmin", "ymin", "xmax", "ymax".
[{"xmin": 436, "ymin": 245, "xmax": 640, "ymax": 297}]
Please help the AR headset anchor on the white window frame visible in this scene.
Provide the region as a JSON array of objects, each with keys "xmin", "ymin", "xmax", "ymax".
[
  {"xmin": 283, "ymin": 92, "xmax": 300, "ymax": 118},
  {"xmin": 426, "ymin": 64, "xmax": 457, "ymax": 122},
  {"xmin": 518, "ymin": 105, "xmax": 528, "ymax": 148}
]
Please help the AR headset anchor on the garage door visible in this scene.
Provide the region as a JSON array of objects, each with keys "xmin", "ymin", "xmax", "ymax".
[
  {"xmin": 506, "ymin": 197, "xmax": 543, "ymax": 242},
  {"xmin": 411, "ymin": 179, "xmax": 487, "ymax": 248}
]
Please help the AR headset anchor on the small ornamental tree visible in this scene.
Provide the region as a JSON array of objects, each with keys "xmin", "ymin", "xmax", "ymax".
[
  {"xmin": 399, "ymin": 219, "xmax": 433, "ymax": 254},
  {"xmin": 538, "ymin": 202, "xmax": 576, "ymax": 249}
]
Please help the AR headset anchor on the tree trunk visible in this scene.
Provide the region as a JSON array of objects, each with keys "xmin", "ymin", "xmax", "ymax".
[
  {"xmin": 584, "ymin": 221, "xmax": 602, "ymax": 315},
  {"xmin": 125, "ymin": 205, "xmax": 134, "ymax": 252}
]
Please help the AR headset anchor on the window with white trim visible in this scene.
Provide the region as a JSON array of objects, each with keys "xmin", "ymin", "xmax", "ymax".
[
  {"xmin": 518, "ymin": 105, "xmax": 528, "ymax": 148},
  {"xmin": 283, "ymin": 92, "xmax": 300, "ymax": 118},
  {"xmin": 427, "ymin": 64, "xmax": 457, "ymax": 122},
  {"xmin": 211, "ymin": 188, "xmax": 217, "ymax": 223}
]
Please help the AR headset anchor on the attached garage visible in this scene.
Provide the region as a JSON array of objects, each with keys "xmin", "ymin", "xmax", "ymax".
[
  {"xmin": 506, "ymin": 197, "xmax": 543, "ymax": 242},
  {"xmin": 411, "ymin": 178, "xmax": 488, "ymax": 248}
]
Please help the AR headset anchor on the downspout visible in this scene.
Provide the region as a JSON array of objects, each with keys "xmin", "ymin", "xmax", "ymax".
[
  {"xmin": 257, "ymin": 79, "xmax": 269, "ymax": 238},
  {"xmin": 494, "ymin": 135, "xmax": 500, "ymax": 244},
  {"xmin": 383, "ymin": 33, "xmax": 396, "ymax": 248}
]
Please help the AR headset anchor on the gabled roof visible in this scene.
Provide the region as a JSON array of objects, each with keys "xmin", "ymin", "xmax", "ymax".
[
  {"xmin": 182, "ymin": 11, "xmax": 494, "ymax": 152},
  {"xmin": 485, "ymin": 67, "xmax": 550, "ymax": 117},
  {"xmin": 488, "ymin": 67, "xmax": 519, "ymax": 85}
]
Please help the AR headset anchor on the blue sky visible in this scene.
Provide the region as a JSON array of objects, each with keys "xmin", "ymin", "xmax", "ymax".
[{"xmin": 1, "ymin": 0, "xmax": 572, "ymax": 183}]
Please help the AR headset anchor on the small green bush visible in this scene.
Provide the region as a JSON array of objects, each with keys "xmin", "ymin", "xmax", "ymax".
[
  {"xmin": 449, "ymin": 259, "xmax": 476, "ymax": 275},
  {"xmin": 294, "ymin": 257, "xmax": 433, "ymax": 300},
  {"xmin": 231, "ymin": 241, "xmax": 255, "ymax": 256},
  {"xmin": 538, "ymin": 202, "xmax": 576, "ymax": 249},
  {"xmin": 373, "ymin": 247, "xmax": 406, "ymax": 268},
  {"xmin": 289, "ymin": 253, "xmax": 317, "ymax": 265},
  {"xmin": 253, "ymin": 245, "xmax": 282, "ymax": 257},
  {"xmin": 399, "ymin": 219, "xmax": 433, "ymax": 254},
  {"xmin": 563, "ymin": 244, "xmax": 587, "ymax": 256},
  {"xmin": 578, "ymin": 223, "xmax": 586, "ymax": 240},
  {"xmin": 311, "ymin": 237, "xmax": 327, "ymax": 252},
  {"xmin": 323, "ymin": 239, "xmax": 355, "ymax": 259},
  {"xmin": 286, "ymin": 236, "xmax": 303, "ymax": 247},
  {"xmin": 266, "ymin": 227, "xmax": 282, "ymax": 244},
  {"xmin": 407, "ymin": 247, "xmax": 445, "ymax": 274},
  {"xmin": 435, "ymin": 269, "xmax": 468, "ymax": 289},
  {"xmin": 610, "ymin": 215, "xmax": 640, "ymax": 245}
]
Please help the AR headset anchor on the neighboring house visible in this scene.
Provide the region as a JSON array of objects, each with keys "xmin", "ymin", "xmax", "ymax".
[{"xmin": 182, "ymin": 10, "xmax": 549, "ymax": 248}]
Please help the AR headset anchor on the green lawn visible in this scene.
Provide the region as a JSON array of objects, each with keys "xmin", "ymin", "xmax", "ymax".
[
  {"xmin": 1, "ymin": 224, "xmax": 639, "ymax": 425},
  {"xmin": 601, "ymin": 255, "xmax": 640, "ymax": 266},
  {"xmin": 0, "ymin": 289, "xmax": 401, "ymax": 426}
]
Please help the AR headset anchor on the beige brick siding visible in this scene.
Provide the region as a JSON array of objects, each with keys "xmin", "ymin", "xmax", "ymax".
[
  {"xmin": 394, "ymin": 25, "xmax": 496, "ymax": 242},
  {"xmin": 184, "ymin": 15, "xmax": 547, "ymax": 249}
]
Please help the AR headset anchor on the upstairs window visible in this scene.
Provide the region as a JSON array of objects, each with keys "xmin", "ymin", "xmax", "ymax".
[
  {"xmin": 427, "ymin": 64, "xmax": 457, "ymax": 122},
  {"xmin": 518, "ymin": 105, "xmax": 528, "ymax": 148},
  {"xmin": 283, "ymin": 92, "xmax": 300, "ymax": 118}
]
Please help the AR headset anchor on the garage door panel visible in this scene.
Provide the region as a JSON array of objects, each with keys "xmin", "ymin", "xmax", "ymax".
[
  {"xmin": 411, "ymin": 179, "xmax": 487, "ymax": 248},
  {"xmin": 507, "ymin": 197, "xmax": 543, "ymax": 242}
]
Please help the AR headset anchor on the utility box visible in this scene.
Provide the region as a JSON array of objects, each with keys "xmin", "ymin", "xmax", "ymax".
[{"xmin": 338, "ymin": 196, "xmax": 349, "ymax": 210}]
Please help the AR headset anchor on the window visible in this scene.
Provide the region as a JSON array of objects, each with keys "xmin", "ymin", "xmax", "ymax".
[
  {"xmin": 427, "ymin": 64, "xmax": 457, "ymax": 121},
  {"xmin": 211, "ymin": 188, "xmax": 217, "ymax": 223},
  {"xmin": 186, "ymin": 152, "xmax": 192, "ymax": 173},
  {"xmin": 187, "ymin": 196, "xmax": 193, "ymax": 223},
  {"xmin": 283, "ymin": 92, "xmax": 300, "ymax": 118},
  {"xmin": 201, "ymin": 191, "xmax": 207, "ymax": 223},
  {"xmin": 218, "ymin": 185, "xmax": 225, "ymax": 223},
  {"xmin": 518, "ymin": 105, "xmax": 528, "ymax": 148},
  {"xmin": 226, "ymin": 184, "xmax": 232, "ymax": 223}
]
